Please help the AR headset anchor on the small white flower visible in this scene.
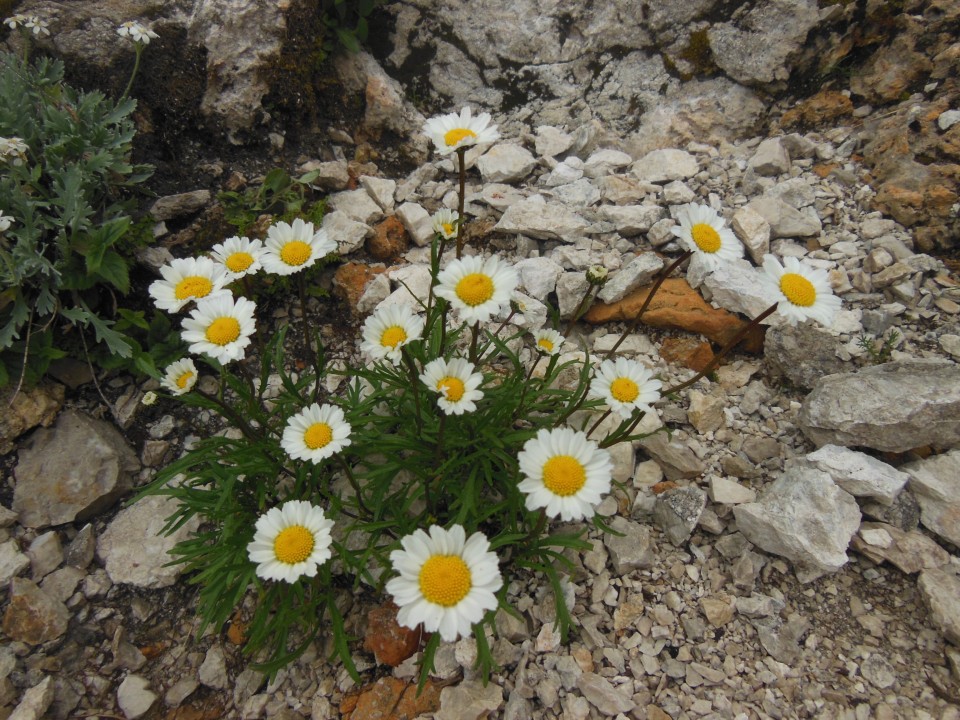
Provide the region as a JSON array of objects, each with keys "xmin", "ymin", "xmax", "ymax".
[
  {"xmin": 586, "ymin": 265, "xmax": 609, "ymax": 285},
  {"xmin": 435, "ymin": 255, "xmax": 519, "ymax": 326},
  {"xmin": 517, "ymin": 427, "xmax": 613, "ymax": 521},
  {"xmin": 420, "ymin": 357, "xmax": 484, "ymax": 416},
  {"xmin": 4, "ymin": 14, "xmax": 29, "ymax": 30},
  {"xmin": 423, "ymin": 107, "xmax": 500, "ymax": 155},
  {"xmin": 149, "ymin": 257, "xmax": 231, "ymax": 313},
  {"xmin": 0, "ymin": 211, "xmax": 12, "ymax": 233},
  {"xmin": 262, "ymin": 218, "xmax": 336, "ymax": 276},
  {"xmin": 141, "ymin": 391, "xmax": 158, "ymax": 406},
  {"xmin": 210, "ymin": 236, "xmax": 265, "ymax": 280},
  {"xmin": 360, "ymin": 304, "xmax": 424, "ymax": 364},
  {"xmin": 281, "ymin": 403, "xmax": 352, "ymax": 464},
  {"xmin": 161, "ymin": 358, "xmax": 198, "ymax": 395},
  {"xmin": 431, "ymin": 208, "xmax": 460, "ymax": 240},
  {"xmin": 670, "ymin": 203, "xmax": 743, "ymax": 271},
  {"xmin": 589, "ymin": 358, "xmax": 662, "ymax": 419},
  {"xmin": 24, "ymin": 16, "xmax": 50, "ymax": 36},
  {"xmin": 180, "ymin": 294, "xmax": 256, "ymax": 364},
  {"xmin": 386, "ymin": 525, "xmax": 503, "ymax": 643},
  {"xmin": 247, "ymin": 500, "xmax": 334, "ymax": 583},
  {"xmin": 117, "ymin": 20, "xmax": 158, "ymax": 44},
  {"xmin": 0, "ymin": 137, "xmax": 28, "ymax": 166},
  {"xmin": 532, "ymin": 328, "xmax": 564, "ymax": 356},
  {"xmin": 760, "ymin": 254, "xmax": 842, "ymax": 327}
]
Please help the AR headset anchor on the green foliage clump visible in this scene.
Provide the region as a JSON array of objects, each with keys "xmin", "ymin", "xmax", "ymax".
[
  {"xmin": 321, "ymin": 0, "xmax": 387, "ymax": 54},
  {"xmin": 0, "ymin": 51, "xmax": 157, "ymax": 386},
  {"xmin": 218, "ymin": 168, "xmax": 327, "ymax": 236}
]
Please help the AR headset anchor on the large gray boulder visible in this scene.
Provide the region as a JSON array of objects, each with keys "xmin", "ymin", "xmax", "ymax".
[{"xmin": 798, "ymin": 360, "xmax": 960, "ymax": 452}]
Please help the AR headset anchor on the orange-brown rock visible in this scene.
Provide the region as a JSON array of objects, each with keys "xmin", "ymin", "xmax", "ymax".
[
  {"xmin": 659, "ymin": 337, "xmax": 715, "ymax": 373},
  {"xmin": 780, "ymin": 91, "xmax": 853, "ymax": 129},
  {"xmin": 345, "ymin": 677, "xmax": 440, "ymax": 720},
  {"xmin": 333, "ymin": 261, "xmax": 387, "ymax": 315},
  {"xmin": 363, "ymin": 602, "xmax": 422, "ymax": 667},
  {"xmin": 651, "ymin": 481, "xmax": 679, "ymax": 495},
  {"xmin": 584, "ymin": 278, "xmax": 763, "ymax": 351},
  {"xmin": 368, "ymin": 216, "xmax": 409, "ymax": 260}
]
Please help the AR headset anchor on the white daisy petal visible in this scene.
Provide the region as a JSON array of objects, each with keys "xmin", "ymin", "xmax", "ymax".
[
  {"xmin": 434, "ymin": 255, "xmax": 519, "ymax": 326},
  {"xmin": 669, "ymin": 203, "xmax": 743, "ymax": 271},
  {"xmin": 532, "ymin": 328, "xmax": 564, "ymax": 356},
  {"xmin": 246, "ymin": 500, "xmax": 334, "ymax": 584},
  {"xmin": 431, "ymin": 208, "xmax": 460, "ymax": 240},
  {"xmin": 160, "ymin": 358, "xmax": 198, "ymax": 395},
  {"xmin": 387, "ymin": 524, "xmax": 503, "ymax": 643},
  {"xmin": 588, "ymin": 358, "xmax": 662, "ymax": 419},
  {"xmin": 281, "ymin": 403, "xmax": 352, "ymax": 464},
  {"xmin": 360, "ymin": 304, "xmax": 424, "ymax": 364},
  {"xmin": 261, "ymin": 218, "xmax": 336, "ymax": 276},
  {"xmin": 423, "ymin": 107, "xmax": 500, "ymax": 155},
  {"xmin": 210, "ymin": 236, "xmax": 266, "ymax": 280},
  {"xmin": 149, "ymin": 257, "xmax": 231, "ymax": 313},
  {"xmin": 420, "ymin": 357, "xmax": 485, "ymax": 415},
  {"xmin": 760, "ymin": 253, "xmax": 842, "ymax": 327},
  {"xmin": 180, "ymin": 294, "xmax": 256, "ymax": 364},
  {"xmin": 517, "ymin": 427, "xmax": 613, "ymax": 521}
]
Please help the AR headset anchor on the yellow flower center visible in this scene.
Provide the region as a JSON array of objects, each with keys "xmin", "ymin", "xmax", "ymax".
[
  {"xmin": 418, "ymin": 554, "xmax": 472, "ymax": 607},
  {"xmin": 690, "ymin": 223, "xmax": 721, "ymax": 254},
  {"xmin": 537, "ymin": 338, "xmax": 554, "ymax": 352},
  {"xmin": 174, "ymin": 275, "xmax": 213, "ymax": 300},
  {"xmin": 381, "ymin": 325, "xmax": 407, "ymax": 349},
  {"xmin": 455, "ymin": 273, "xmax": 494, "ymax": 307},
  {"xmin": 225, "ymin": 251, "xmax": 254, "ymax": 273},
  {"xmin": 304, "ymin": 422, "xmax": 333, "ymax": 450},
  {"xmin": 442, "ymin": 222, "xmax": 455, "ymax": 237},
  {"xmin": 280, "ymin": 240, "xmax": 312, "ymax": 267},
  {"xmin": 205, "ymin": 317, "xmax": 241, "ymax": 346},
  {"xmin": 610, "ymin": 377, "xmax": 639, "ymax": 403},
  {"xmin": 438, "ymin": 376, "xmax": 465, "ymax": 402},
  {"xmin": 175, "ymin": 371, "xmax": 195, "ymax": 389},
  {"xmin": 273, "ymin": 525, "xmax": 315, "ymax": 565},
  {"xmin": 444, "ymin": 128, "xmax": 477, "ymax": 147},
  {"xmin": 542, "ymin": 455, "xmax": 587, "ymax": 497},
  {"xmin": 779, "ymin": 273, "xmax": 816, "ymax": 307}
]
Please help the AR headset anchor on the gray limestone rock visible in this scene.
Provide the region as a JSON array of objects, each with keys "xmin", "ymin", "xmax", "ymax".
[
  {"xmin": 597, "ymin": 253, "xmax": 664, "ymax": 304},
  {"xmin": 359, "ymin": 176, "xmax": 397, "ymax": 213},
  {"xmin": 731, "ymin": 206, "xmax": 771, "ymax": 264},
  {"xmin": 653, "ymin": 486, "xmax": 707, "ymax": 546},
  {"xmin": 632, "ymin": 149, "xmax": 698, "ymax": 183},
  {"xmin": 321, "ymin": 211, "xmax": 370, "ymax": 256},
  {"xmin": 799, "ymin": 445, "xmax": 909, "ymax": 506},
  {"xmin": 495, "ymin": 196, "xmax": 589, "ymax": 242},
  {"xmin": 640, "ymin": 432, "xmax": 706, "ymax": 480},
  {"xmin": 851, "ymin": 522, "xmax": 951, "ymax": 575},
  {"xmin": 0, "ymin": 382, "xmax": 64, "ymax": 455},
  {"xmin": 435, "ymin": 680, "xmax": 504, "ymax": 720},
  {"xmin": 515, "ymin": 257, "xmax": 564, "ymax": 298},
  {"xmin": 733, "ymin": 465, "xmax": 861, "ymax": 582},
  {"xmin": 116, "ymin": 675, "xmax": 157, "ymax": 720},
  {"xmin": 902, "ymin": 449, "xmax": 960, "ymax": 548},
  {"xmin": 746, "ymin": 196, "xmax": 822, "ymax": 238},
  {"xmin": 709, "ymin": 476, "xmax": 757, "ymax": 505},
  {"xmin": 603, "ymin": 516, "xmax": 654, "ymax": 574},
  {"xmin": 327, "ymin": 189, "xmax": 383, "ymax": 226},
  {"xmin": 748, "ymin": 138, "xmax": 791, "ymax": 176},
  {"xmin": 695, "ymin": 257, "xmax": 774, "ymax": 320},
  {"xmin": 749, "ymin": 615, "xmax": 809, "ymax": 665},
  {"xmin": 917, "ymin": 568, "xmax": 960, "ymax": 645},
  {"xmin": 477, "ymin": 143, "xmax": 537, "ymax": 184},
  {"xmin": 764, "ymin": 322, "xmax": 851, "ymax": 390},
  {"xmin": 535, "ymin": 126, "xmax": 574, "ymax": 157},
  {"xmin": 198, "ymin": 646, "xmax": 230, "ymax": 690},
  {"xmin": 13, "ymin": 409, "xmax": 139, "ymax": 529},
  {"xmin": 599, "ymin": 204, "xmax": 666, "ymax": 237},
  {"xmin": 395, "ymin": 202, "xmax": 434, "ymax": 247},
  {"xmin": 96, "ymin": 492, "xmax": 201, "ymax": 589},
  {"xmin": 577, "ymin": 672, "xmax": 636, "ymax": 715},
  {"xmin": 0, "ymin": 540, "xmax": 29, "ymax": 586},
  {"xmin": 149, "ymin": 190, "xmax": 210, "ymax": 221},
  {"xmin": 583, "ymin": 149, "xmax": 633, "ymax": 178},
  {"xmin": 8, "ymin": 676, "xmax": 54, "ymax": 720},
  {"xmin": 2, "ymin": 578, "xmax": 70, "ymax": 645},
  {"xmin": 799, "ymin": 360, "xmax": 960, "ymax": 452}
]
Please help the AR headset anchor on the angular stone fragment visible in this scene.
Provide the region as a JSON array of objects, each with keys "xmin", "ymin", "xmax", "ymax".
[
  {"xmin": 733, "ymin": 465, "xmax": 860, "ymax": 582},
  {"xmin": 577, "ymin": 672, "xmax": 636, "ymax": 715},
  {"xmin": 14, "ymin": 410, "xmax": 139, "ymax": 529},
  {"xmin": 0, "ymin": 382, "xmax": 64, "ymax": 455},
  {"xmin": 116, "ymin": 675, "xmax": 157, "ymax": 720},
  {"xmin": 748, "ymin": 138, "xmax": 791, "ymax": 176},
  {"xmin": 514, "ymin": 257, "xmax": 564, "ymax": 298},
  {"xmin": 799, "ymin": 445, "xmax": 909, "ymax": 506},
  {"xmin": 603, "ymin": 516, "xmax": 654, "ymax": 575},
  {"xmin": 746, "ymin": 197, "xmax": 821, "ymax": 238},
  {"xmin": 0, "ymin": 539, "xmax": 29, "ymax": 586},
  {"xmin": 322, "ymin": 210, "xmax": 369, "ymax": 255},
  {"xmin": 764, "ymin": 322, "xmax": 851, "ymax": 391},
  {"xmin": 639, "ymin": 432, "xmax": 706, "ymax": 481},
  {"xmin": 851, "ymin": 522, "xmax": 951, "ymax": 575},
  {"xmin": 2, "ymin": 578, "xmax": 70, "ymax": 645},
  {"xmin": 917, "ymin": 568, "xmax": 960, "ymax": 645},
  {"xmin": 597, "ymin": 253, "xmax": 664, "ymax": 304},
  {"xmin": 494, "ymin": 195, "xmax": 589, "ymax": 242},
  {"xmin": 653, "ymin": 486, "xmax": 707, "ymax": 546},
  {"xmin": 435, "ymin": 680, "xmax": 503, "ymax": 720},
  {"xmin": 8, "ymin": 676, "xmax": 54, "ymax": 720},
  {"xmin": 632, "ymin": 149, "xmax": 698, "ymax": 183},
  {"xmin": 902, "ymin": 449, "xmax": 960, "ymax": 548},
  {"xmin": 709, "ymin": 477, "xmax": 756, "ymax": 505},
  {"xmin": 599, "ymin": 204, "xmax": 666, "ymax": 236},
  {"xmin": 799, "ymin": 360, "xmax": 960, "ymax": 452},
  {"xmin": 477, "ymin": 143, "xmax": 537, "ymax": 183},
  {"xmin": 395, "ymin": 202, "xmax": 434, "ymax": 247}
]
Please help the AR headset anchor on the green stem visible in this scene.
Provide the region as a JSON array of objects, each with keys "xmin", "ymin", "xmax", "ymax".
[
  {"xmin": 586, "ymin": 409, "xmax": 613, "ymax": 439},
  {"xmin": 605, "ymin": 250, "xmax": 693, "ymax": 360},
  {"xmin": 468, "ymin": 322, "xmax": 480, "ymax": 364},
  {"xmin": 661, "ymin": 302, "xmax": 777, "ymax": 396},
  {"xmin": 194, "ymin": 385, "xmax": 263, "ymax": 444},
  {"xmin": 455, "ymin": 148, "xmax": 467, "ymax": 259},
  {"xmin": 337, "ymin": 455, "xmax": 371, "ymax": 517},
  {"xmin": 297, "ymin": 273, "xmax": 322, "ymax": 403},
  {"xmin": 402, "ymin": 347, "xmax": 424, "ymax": 433},
  {"xmin": 563, "ymin": 284, "xmax": 598, "ymax": 337},
  {"xmin": 121, "ymin": 45, "xmax": 143, "ymax": 100}
]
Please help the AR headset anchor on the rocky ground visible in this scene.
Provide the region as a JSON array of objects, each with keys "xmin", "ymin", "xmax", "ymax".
[{"xmin": 3, "ymin": 1, "xmax": 960, "ymax": 719}]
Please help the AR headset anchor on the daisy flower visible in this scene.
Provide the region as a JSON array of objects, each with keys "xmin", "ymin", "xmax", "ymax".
[
  {"xmin": 420, "ymin": 357, "xmax": 484, "ymax": 415},
  {"xmin": 517, "ymin": 427, "xmax": 613, "ymax": 521},
  {"xmin": 0, "ymin": 137, "xmax": 28, "ymax": 166},
  {"xmin": 533, "ymin": 328, "xmax": 564, "ymax": 356},
  {"xmin": 423, "ymin": 107, "xmax": 500, "ymax": 155},
  {"xmin": 670, "ymin": 203, "xmax": 743, "ymax": 271},
  {"xmin": 760, "ymin": 254, "xmax": 842, "ymax": 327},
  {"xmin": 261, "ymin": 218, "xmax": 335, "ymax": 276},
  {"xmin": 247, "ymin": 500, "xmax": 335, "ymax": 583},
  {"xmin": 360, "ymin": 304, "xmax": 424, "ymax": 364},
  {"xmin": 589, "ymin": 358, "xmax": 662, "ymax": 419},
  {"xmin": 4, "ymin": 14, "xmax": 29, "ymax": 30},
  {"xmin": 385, "ymin": 524, "xmax": 503, "ymax": 643},
  {"xmin": 116, "ymin": 20, "xmax": 157, "ymax": 44},
  {"xmin": 149, "ymin": 257, "xmax": 230, "ymax": 313},
  {"xmin": 161, "ymin": 358, "xmax": 198, "ymax": 395},
  {"xmin": 281, "ymin": 403, "xmax": 352, "ymax": 463},
  {"xmin": 434, "ymin": 255, "xmax": 519, "ymax": 325},
  {"xmin": 431, "ymin": 208, "xmax": 460, "ymax": 240},
  {"xmin": 181, "ymin": 294, "xmax": 256, "ymax": 364},
  {"xmin": 210, "ymin": 236, "xmax": 265, "ymax": 280}
]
